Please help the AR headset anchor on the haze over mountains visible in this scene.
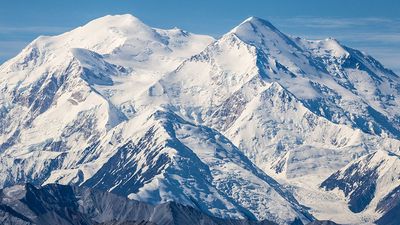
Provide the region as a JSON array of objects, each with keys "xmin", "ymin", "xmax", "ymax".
[{"xmin": 0, "ymin": 14, "xmax": 399, "ymax": 225}]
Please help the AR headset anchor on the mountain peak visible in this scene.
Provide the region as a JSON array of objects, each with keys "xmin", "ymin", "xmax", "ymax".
[
  {"xmin": 232, "ymin": 16, "xmax": 279, "ymax": 34},
  {"xmin": 243, "ymin": 16, "xmax": 263, "ymax": 23},
  {"xmin": 76, "ymin": 14, "xmax": 151, "ymax": 36},
  {"xmin": 89, "ymin": 14, "xmax": 145, "ymax": 26},
  {"xmin": 243, "ymin": 16, "xmax": 276, "ymax": 28},
  {"xmin": 226, "ymin": 16, "xmax": 298, "ymax": 53},
  {"xmin": 228, "ymin": 16, "xmax": 289, "ymax": 46},
  {"xmin": 1, "ymin": 13, "xmax": 400, "ymax": 225}
]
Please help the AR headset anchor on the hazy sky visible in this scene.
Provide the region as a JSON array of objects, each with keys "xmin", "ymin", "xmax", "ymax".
[{"xmin": 1, "ymin": 0, "xmax": 399, "ymax": 73}]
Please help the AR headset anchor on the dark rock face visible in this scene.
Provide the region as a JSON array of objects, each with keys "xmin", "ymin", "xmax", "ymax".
[
  {"xmin": 99, "ymin": 221, "xmax": 157, "ymax": 225},
  {"xmin": 375, "ymin": 186, "xmax": 400, "ymax": 225},
  {"xmin": 376, "ymin": 185, "xmax": 400, "ymax": 214},
  {"xmin": 0, "ymin": 205, "xmax": 33, "ymax": 225},
  {"xmin": 306, "ymin": 221, "xmax": 340, "ymax": 225},
  {"xmin": 376, "ymin": 203, "xmax": 400, "ymax": 225},
  {"xmin": 320, "ymin": 153, "xmax": 380, "ymax": 213},
  {"xmin": 82, "ymin": 128, "xmax": 171, "ymax": 197},
  {"xmin": 0, "ymin": 183, "xmax": 281, "ymax": 225}
]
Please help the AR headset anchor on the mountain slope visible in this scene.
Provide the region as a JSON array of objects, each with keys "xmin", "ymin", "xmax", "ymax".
[
  {"xmin": 0, "ymin": 14, "xmax": 213, "ymax": 187},
  {"xmin": 0, "ymin": 14, "xmax": 399, "ymax": 225},
  {"xmin": 42, "ymin": 109, "xmax": 312, "ymax": 224},
  {"xmin": 134, "ymin": 17, "xmax": 400, "ymax": 217},
  {"xmin": 0, "ymin": 183, "xmax": 279, "ymax": 225},
  {"xmin": 0, "ymin": 14, "xmax": 213, "ymax": 154},
  {"xmin": 320, "ymin": 150, "xmax": 400, "ymax": 223}
]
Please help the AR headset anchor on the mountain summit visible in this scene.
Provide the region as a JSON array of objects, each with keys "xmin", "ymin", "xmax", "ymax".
[
  {"xmin": 231, "ymin": 16, "xmax": 284, "ymax": 39},
  {"xmin": 0, "ymin": 14, "xmax": 399, "ymax": 225}
]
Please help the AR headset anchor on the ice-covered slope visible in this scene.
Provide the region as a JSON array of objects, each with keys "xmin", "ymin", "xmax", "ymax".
[
  {"xmin": 136, "ymin": 15, "xmax": 400, "ymax": 184},
  {"xmin": 0, "ymin": 14, "xmax": 399, "ymax": 225},
  {"xmin": 225, "ymin": 82, "xmax": 399, "ymax": 180},
  {"xmin": 234, "ymin": 18, "xmax": 400, "ymax": 139},
  {"xmin": 0, "ymin": 14, "xmax": 213, "ymax": 153},
  {"xmin": 43, "ymin": 109, "xmax": 312, "ymax": 224},
  {"xmin": 0, "ymin": 14, "xmax": 213, "ymax": 186},
  {"xmin": 131, "ymin": 16, "xmax": 400, "ymax": 224}
]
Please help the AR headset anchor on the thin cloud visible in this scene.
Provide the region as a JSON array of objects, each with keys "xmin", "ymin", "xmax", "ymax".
[
  {"xmin": 0, "ymin": 17, "xmax": 399, "ymax": 74},
  {"xmin": 356, "ymin": 46, "xmax": 400, "ymax": 72},
  {"xmin": 276, "ymin": 17, "xmax": 400, "ymax": 29},
  {"xmin": 290, "ymin": 32, "xmax": 400, "ymax": 44},
  {"xmin": 0, "ymin": 40, "xmax": 28, "ymax": 51},
  {"xmin": 0, "ymin": 26, "xmax": 71, "ymax": 62},
  {"xmin": 0, "ymin": 40, "xmax": 29, "ymax": 61},
  {"xmin": 275, "ymin": 17, "xmax": 400, "ymax": 42},
  {"xmin": 269, "ymin": 17, "xmax": 400, "ymax": 74},
  {"xmin": 0, "ymin": 26, "xmax": 72, "ymax": 35},
  {"xmin": 343, "ymin": 33, "xmax": 400, "ymax": 43}
]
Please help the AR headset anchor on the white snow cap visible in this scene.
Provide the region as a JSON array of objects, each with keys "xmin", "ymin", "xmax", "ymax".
[{"xmin": 231, "ymin": 16, "xmax": 279, "ymax": 34}]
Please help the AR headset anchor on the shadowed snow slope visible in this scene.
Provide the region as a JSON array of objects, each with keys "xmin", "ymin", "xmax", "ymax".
[
  {"xmin": 0, "ymin": 14, "xmax": 399, "ymax": 225},
  {"xmin": 321, "ymin": 150, "xmax": 400, "ymax": 223},
  {"xmin": 0, "ymin": 183, "xmax": 279, "ymax": 225}
]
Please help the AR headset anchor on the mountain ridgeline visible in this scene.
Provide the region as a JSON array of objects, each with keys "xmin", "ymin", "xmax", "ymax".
[{"xmin": 0, "ymin": 15, "xmax": 399, "ymax": 225}]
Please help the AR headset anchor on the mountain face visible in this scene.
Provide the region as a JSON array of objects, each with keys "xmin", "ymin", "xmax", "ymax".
[
  {"xmin": 321, "ymin": 150, "xmax": 400, "ymax": 223},
  {"xmin": 306, "ymin": 221, "xmax": 340, "ymax": 225},
  {"xmin": 0, "ymin": 183, "xmax": 279, "ymax": 225},
  {"xmin": 0, "ymin": 14, "xmax": 399, "ymax": 225}
]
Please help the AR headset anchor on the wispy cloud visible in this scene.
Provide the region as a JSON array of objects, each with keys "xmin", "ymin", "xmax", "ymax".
[
  {"xmin": 287, "ymin": 32, "xmax": 400, "ymax": 44},
  {"xmin": 0, "ymin": 40, "xmax": 30, "ymax": 62},
  {"xmin": 0, "ymin": 25, "xmax": 72, "ymax": 35},
  {"xmin": 0, "ymin": 40, "xmax": 28, "ymax": 52},
  {"xmin": 273, "ymin": 17, "xmax": 400, "ymax": 41},
  {"xmin": 0, "ymin": 26, "xmax": 72, "ymax": 62},
  {"xmin": 0, "ymin": 17, "xmax": 399, "ymax": 74},
  {"xmin": 275, "ymin": 17, "xmax": 400, "ymax": 29},
  {"xmin": 271, "ymin": 17, "xmax": 400, "ymax": 73},
  {"xmin": 356, "ymin": 46, "xmax": 400, "ymax": 72}
]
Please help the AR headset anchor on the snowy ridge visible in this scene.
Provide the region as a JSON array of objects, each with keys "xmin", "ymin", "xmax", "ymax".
[
  {"xmin": 0, "ymin": 14, "xmax": 399, "ymax": 225},
  {"xmin": 42, "ymin": 109, "xmax": 312, "ymax": 224},
  {"xmin": 225, "ymin": 81, "xmax": 399, "ymax": 180},
  {"xmin": 321, "ymin": 150, "xmax": 400, "ymax": 222}
]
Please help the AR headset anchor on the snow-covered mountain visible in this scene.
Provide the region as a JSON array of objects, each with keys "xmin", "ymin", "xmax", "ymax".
[
  {"xmin": 321, "ymin": 150, "xmax": 400, "ymax": 224},
  {"xmin": 0, "ymin": 183, "xmax": 280, "ymax": 225},
  {"xmin": 44, "ymin": 109, "xmax": 312, "ymax": 224},
  {"xmin": 0, "ymin": 14, "xmax": 213, "ymax": 154},
  {"xmin": 0, "ymin": 14, "xmax": 399, "ymax": 225}
]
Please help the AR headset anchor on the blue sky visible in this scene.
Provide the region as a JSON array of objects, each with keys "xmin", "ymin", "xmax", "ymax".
[{"xmin": 1, "ymin": 0, "xmax": 399, "ymax": 73}]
